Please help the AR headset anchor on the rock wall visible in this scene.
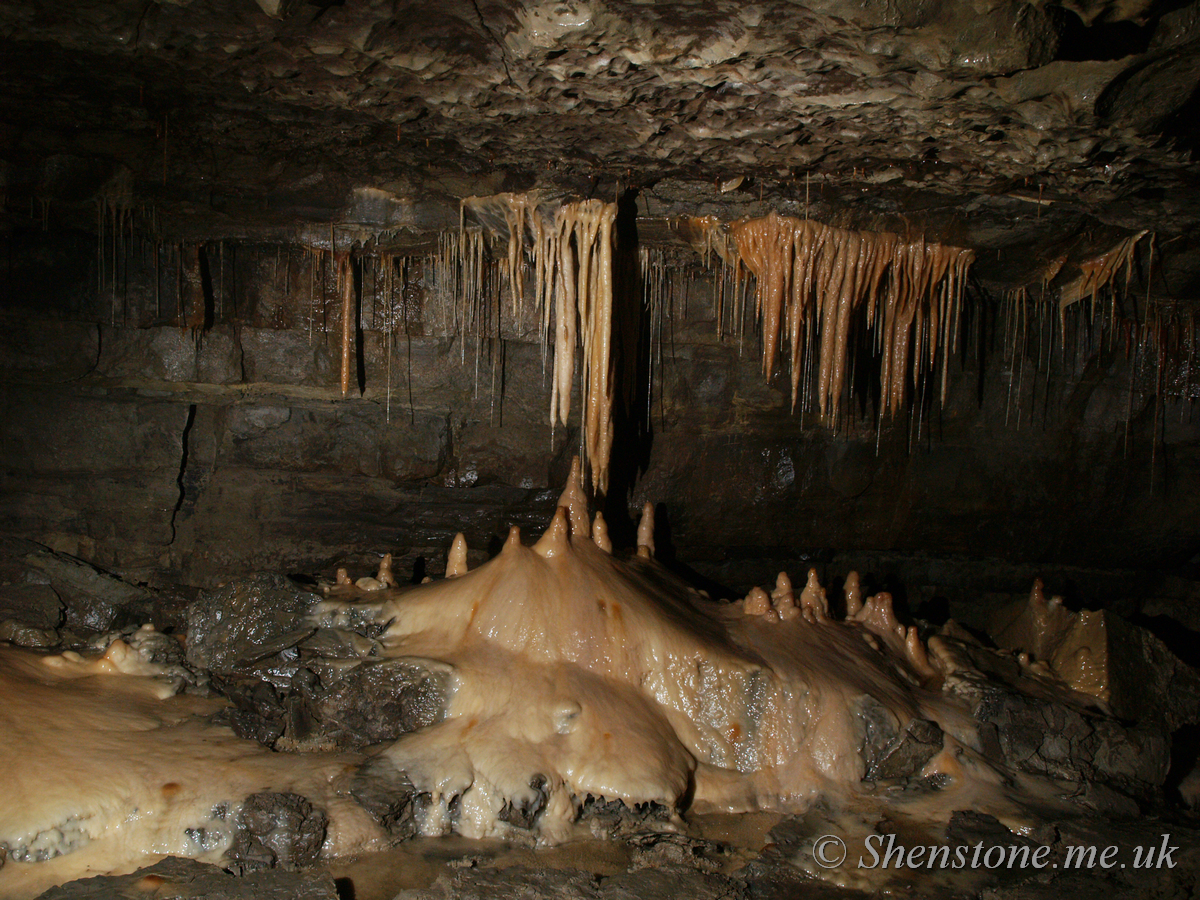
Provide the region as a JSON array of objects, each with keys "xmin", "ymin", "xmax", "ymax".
[{"xmin": 2, "ymin": 229, "xmax": 1197, "ymax": 598}]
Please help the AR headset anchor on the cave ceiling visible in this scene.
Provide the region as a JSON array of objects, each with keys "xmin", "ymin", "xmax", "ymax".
[{"xmin": 2, "ymin": 0, "xmax": 1200, "ymax": 294}]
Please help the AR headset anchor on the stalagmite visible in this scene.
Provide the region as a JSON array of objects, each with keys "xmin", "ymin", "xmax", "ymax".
[
  {"xmin": 856, "ymin": 591, "xmax": 902, "ymax": 638},
  {"xmin": 771, "ymin": 572, "xmax": 799, "ymax": 621},
  {"xmin": 377, "ymin": 553, "xmax": 397, "ymax": 588},
  {"xmin": 446, "ymin": 533, "xmax": 469, "ymax": 578},
  {"xmin": 799, "ymin": 568, "xmax": 828, "ymax": 622},
  {"xmin": 844, "ymin": 571, "xmax": 863, "ymax": 617},
  {"xmin": 335, "ymin": 567, "xmax": 351, "ymax": 586},
  {"xmin": 853, "ymin": 591, "xmax": 937, "ymax": 680},
  {"xmin": 592, "ymin": 511, "xmax": 612, "ymax": 553},
  {"xmin": 505, "ymin": 525, "xmax": 522, "ymax": 549},
  {"xmin": 636, "ymin": 502, "xmax": 655, "ymax": 559},
  {"xmin": 533, "ymin": 505, "xmax": 570, "ymax": 558},
  {"xmin": 904, "ymin": 625, "xmax": 937, "ymax": 681},
  {"xmin": 744, "ymin": 586, "xmax": 771, "ymax": 616},
  {"xmin": 559, "ymin": 456, "xmax": 592, "ymax": 539}
]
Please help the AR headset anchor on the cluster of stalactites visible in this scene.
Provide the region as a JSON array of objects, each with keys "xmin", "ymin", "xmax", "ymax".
[
  {"xmin": 459, "ymin": 193, "xmax": 617, "ymax": 494},
  {"xmin": 1056, "ymin": 230, "xmax": 1150, "ymax": 335},
  {"xmin": 694, "ymin": 213, "xmax": 974, "ymax": 425},
  {"xmin": 742, "ymin": 568, "xmax": 936, "ymax": 683}
]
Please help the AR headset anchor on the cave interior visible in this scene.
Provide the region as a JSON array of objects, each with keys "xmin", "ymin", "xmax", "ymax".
[{"xmin": 2, "ymin": 0, "xmax": 1200, "ymax": 896}]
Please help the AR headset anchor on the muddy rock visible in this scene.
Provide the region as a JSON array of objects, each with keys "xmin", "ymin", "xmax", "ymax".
[
  {"xmin": 0, "ymin": 538, "xmax": 155, "ymax": 634},
  {"xmin": 350, "ymin": 756, "xmax": 426, "ymax": 840},
  {"xmin": 186, "ymin": 574, "xmax": 322, "ymax": 675},
  {"xmin": 34, "ymin": 856, "xmax": 338, "ymax": 900},
  {"xmin": 227, "ymin": 792, "xmax": 328, "ymax": 873}
]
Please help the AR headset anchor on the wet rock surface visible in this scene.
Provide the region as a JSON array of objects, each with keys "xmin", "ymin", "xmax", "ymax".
[
  {"xmin": 186, "ymin": 574, "xmax": 323, "ymax": 675},
  {"xmin": 350, "ymin": 756, "xmax": 426, "ymax": 840},
  {"xmin": 193, "ymin": 575, "xmax": 449, "ymax": 749},
  {"xmin": 942, "ymin": 638, "xmax": 1177, "ymax": 803},
  {"xmin": 227, "ymin": 792, "xmax": 328, "ymax": 873},
  {"xmin": 34, "ymin": 856, "xmax": 339, "ymax": 900},
  {"xmin": 864, "ymin": 717, "xmax": 946, "ymax": 782},
  {"xmin": 214, "ymin": 656, "xmax": 449, "ymax": 750},
  {"xmin": 0, "ymin": 537, "xmax": 157, "ymax": 635}
]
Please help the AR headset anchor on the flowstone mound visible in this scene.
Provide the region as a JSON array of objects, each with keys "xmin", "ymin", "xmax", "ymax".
[{"xmin": 1, "ymin": 459, "xmax": 1196, "ymax": 899}]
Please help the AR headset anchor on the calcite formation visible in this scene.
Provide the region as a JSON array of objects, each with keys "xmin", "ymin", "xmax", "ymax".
[{"xmin": 0, "ymin": 462, "xmax": 1196, "ymax": 898}]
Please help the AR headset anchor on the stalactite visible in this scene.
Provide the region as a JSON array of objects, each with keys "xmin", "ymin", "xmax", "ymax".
[
  {"xmin": 338, "ymin": 252, "xmax": 353, "ymax": 398},
  {"xmin": 689, "ymin": 213, "xmax": 974, "ymax": 426},
  {"xmin": 453, "ymin": 194, "xmax": 619, "ymax": 493},
  {"xmin": 1058, "ymin": 230, "xmax": 1150, "ymax": 336}
]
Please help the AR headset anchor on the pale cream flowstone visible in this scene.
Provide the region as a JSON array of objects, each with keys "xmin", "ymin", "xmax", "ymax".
[
  {"xmin": 329, "ymin": 459, "xmax": 1007, "ymax": 844},
  {"xmin": 2, "ymin": 462, "xmax": 1067, "ymax": 895},
  {"xmin": 0, "ymin": 640, "xmax": 385, "ymax": 900}
]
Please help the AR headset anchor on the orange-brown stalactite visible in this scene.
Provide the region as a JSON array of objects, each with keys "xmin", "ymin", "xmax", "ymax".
[
  {"xmin": 338, "ymin": 252, "xmax": 353, "ymax": 399},
  {"xmin": 709, "ymin": 213, "xmax": 974, "ymax": 425},
  {"xmin": 1057, "ymin": 230, "xmax": 1150, "ymax": 335}
]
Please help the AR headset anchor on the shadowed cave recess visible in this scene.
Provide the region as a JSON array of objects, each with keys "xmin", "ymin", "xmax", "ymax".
[{"xmin": 2, "ymin": 0, "xmax": 1200, "ymax": 897}]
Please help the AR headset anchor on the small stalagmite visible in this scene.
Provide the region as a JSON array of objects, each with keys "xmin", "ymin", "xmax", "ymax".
[
  {"xmin": 772, "ymin": 572, "xmax": 799, "ymax": 621},
  {"xmin": 592, "ymin": 511, "xmax": 612, "ymax": 553},
  {"xmin": 446, "ymin": 533, "xmax": 469, "ymax": 578},
  {"xmin": 799, "ymin": 568, "xmax": 828, "ymax": 622},
  {"xmin": 844, "ymin": 571, "xmax": 863, "ymax": 617},
  {"xmin": 377, "ymin": 553, "xmax": 397, "ymax": 588},
  {"xmin": 636, "ymin": 502, "xmax": 655, "ymax": 559}
]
